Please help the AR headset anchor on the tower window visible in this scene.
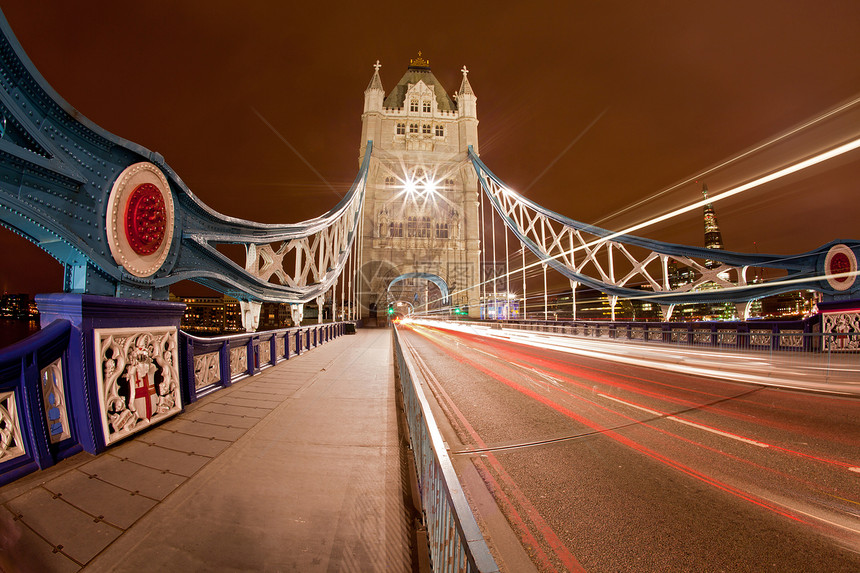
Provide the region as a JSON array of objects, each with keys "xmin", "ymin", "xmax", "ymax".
[
  {"xmin": 389, "ymin": 221, "xmax": 403, "ymax": 237},
  {"xmin": 422, "ymin": 101, "xmax": 431, "ymax": 113},
  {"xmin": 396, "ymin": 123, "xmax": 405, "ymax": 135},
  {"xmin": 407, "ymin": 216, "xmax": 432, "ymax": 238},
  {"xmin": 435, "ymin": 125, "xmax": 444, "ymax": 137},
  {"xmin": 435, "ymin": 222, "xmax": 449, "ymax": 239},
  {"xmin": 409, "ymin": 123, "xmax": 418, "ymax": 134},
  {"xmin": 410, "ymin": 100, "xmax": 418, "ymax": 112},
  {"xmin": 384, "ymin": 176, "xmax": 396, "ymax": 187},
  {"xmin": 422, "ymin": 124, "xmax": 431, "ymax": 134},
  {"xmin": 442, "ymin": 178, "xmax": 454, "ymax": 188}
]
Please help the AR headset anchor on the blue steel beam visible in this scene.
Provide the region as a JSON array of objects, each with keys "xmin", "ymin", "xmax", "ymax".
[
  {"xmin": 0, "ymin": 9, "xmax": 366, "ymax": 304},
  {"xmin": 469, "ymin": 148, "xmax": 860, "ymax": 305}
]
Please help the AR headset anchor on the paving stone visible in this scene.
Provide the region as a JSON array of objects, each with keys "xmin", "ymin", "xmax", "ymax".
[
  {"xmin": 232, "ymin": 390, "xmax": 292, "ymax": 402},
  {"xmin": 77, "ymin": 455, "xmax": 186, "ymax": 501},
  {"xmin": 109, "ymin": 441, "xmax": 211, "ymax": 477},
  {"xmin": 182, "ymin": 409, "xmax": 259, "ymax": 429},
  {"xmin": 137, "ymin": 428, "xmax": 232, "ymax": 457},
  {"xmin": 43, "ymin": 469, "xmax": 157, "ymax": 530},
  {"xmin": 215, "ymin": 395, "xmax": 277, "ymax": 409},
  {"xmin": 200, "ymin": 402, "xmax": 268, "ymax": 418},
  {"xmin": 164, "ymin": 418, "xmax": 247, "ymax": 442},
  {"xmin": 0, "ymin": 506, "xmax": 80, "ymax": 572},
  {"xmin": 6, "ymin": 487, "xmax": 122, "ymax": 565}
]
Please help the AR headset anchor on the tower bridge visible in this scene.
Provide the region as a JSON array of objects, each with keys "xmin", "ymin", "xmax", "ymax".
[{"xmin": 0, "ymin": 10, "xmax": 859, "ymax": 571}]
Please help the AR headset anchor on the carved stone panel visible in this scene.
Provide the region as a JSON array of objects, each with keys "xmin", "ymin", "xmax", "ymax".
[
  {"xmin": 0, "ymin": 391, "xmax": 25, "ymax": 462},
  {"xmin": 41, "ymin": 358, "xmax": 71, "ymax": 444},
  {"xmin": 260, "ymin": 341, "xmax": 271, "ymax": 366},
  {"xmin": 94, "ymin": 327, "xmax": 182, "ymax": 446},
  {"xmin": 193, "ymin": 351, "xmax": 221, "ymax": 390},
  {"xmin": 230, "ymin": 347, "xmax": 248, "ymax": 378},
  {"xmin": 822, "ymin": 311, "xmax": 860, "ymax": 351}
]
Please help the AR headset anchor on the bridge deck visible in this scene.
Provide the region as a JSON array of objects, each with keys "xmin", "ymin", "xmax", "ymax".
[{"xmin": 0, "ymin": 328, "xmax": 415, "ymax": 572}]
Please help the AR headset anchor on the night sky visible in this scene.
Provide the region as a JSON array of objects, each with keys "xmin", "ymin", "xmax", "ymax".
[{"xmin": 1, "ymin": 1, "xmax": 859, "ymax": 297}]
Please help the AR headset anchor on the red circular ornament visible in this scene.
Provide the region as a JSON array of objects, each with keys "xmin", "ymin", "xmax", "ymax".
[
  {"xmin": 829, "ymin": 252, "xmax": 851, "ymax": 283},
  {"xmin": 124, "ymin": 183, "xmax": 167, "ymax": 255}
]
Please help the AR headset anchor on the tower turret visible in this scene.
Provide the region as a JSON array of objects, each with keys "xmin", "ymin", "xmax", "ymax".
[
  {"xmin": 456, "ymin": 66, "xmax": 479, "ymax": 153},
  {"xmin": 360, "ymin": 61, "xmax": 385, "ymax": 159},
  {"xmin": 363, "ymin": 60, "xmax": 384, "ymax": 112}
]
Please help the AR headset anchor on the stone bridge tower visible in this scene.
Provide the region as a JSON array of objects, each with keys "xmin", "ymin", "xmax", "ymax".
[{"xmin": 358, "ymin": 53, "xmax": 481, "ymax": 319}]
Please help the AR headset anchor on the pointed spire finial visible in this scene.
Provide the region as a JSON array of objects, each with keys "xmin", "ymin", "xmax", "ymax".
[
  {"xmin": 461, "ymin": 65, "xmax": 469, "ymax": 76},
  {"xmin": 373, "ymin": 60, "xmax": 381, "ymax": 72}
]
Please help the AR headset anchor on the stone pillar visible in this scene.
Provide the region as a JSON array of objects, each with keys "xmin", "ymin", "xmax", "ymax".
[{"xmin": 35, "ymin": 294, "xmax": 186, "ymax": 454}]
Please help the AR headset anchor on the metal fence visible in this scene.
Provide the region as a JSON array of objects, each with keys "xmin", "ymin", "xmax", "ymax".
[
  {"xmin": 442, "ymin": 318, "xmax": 860, "ymax": 387},
  {"xmin": 180, "ymin": 322, "xmax": 346, "ymax": 403},
  {"xmin": 392, "ymin": 326, "xmax": 499, "ymax": 573}
]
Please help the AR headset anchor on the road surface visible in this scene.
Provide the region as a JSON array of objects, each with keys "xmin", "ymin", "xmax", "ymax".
[{"xmin": 398, "ymin": 322, "xmax": 860, "ymax": 573}]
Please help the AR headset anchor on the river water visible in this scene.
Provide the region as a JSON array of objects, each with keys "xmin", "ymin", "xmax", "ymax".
[{"xmin": 0, "ymin": 318, "xmax": 40, "ymax": 349}]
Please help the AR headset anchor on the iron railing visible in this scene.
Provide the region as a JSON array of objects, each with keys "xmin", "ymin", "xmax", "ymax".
[
  {"xmin": 434, "ymin": 318, "xmax": 860, "ymax": 388},
  {"xmin": 180, "ymin": 322, "xmax": 346, "ymax": 403},
  {"xmin": 393, "ymin": 325, "xmax": 499, "ymax": 573},
  {"xmin": 0, "ymin": 321, "xmax": 347, "ymax": 486},
  {"xmin": 0, "ymin": 319, "xmax": 82, "ymax": 486}
]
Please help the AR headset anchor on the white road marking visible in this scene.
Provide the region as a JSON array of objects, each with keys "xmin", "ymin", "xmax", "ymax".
[{"xmin": 598, "ymin": 393, "xmax": 770, "ymax": 448}]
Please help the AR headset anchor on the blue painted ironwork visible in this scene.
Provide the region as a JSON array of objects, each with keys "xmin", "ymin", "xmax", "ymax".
[
  {"xmin": 0, "ymin": 10, "xmax": 368, "ymax": 305},
  {"xmin": 0, "ymin": 311, "xmax": 345, "ymax": 485},
  {"xmin": 388, "ymin": 272, "xmax": 450, "ymax": 304},
  {"xmin": 393, "ymin": 325, "xmax": 500, "ymax": 573},
  {"xmin": 469, "ymin": 148, "xmax": 860, "ymax": 305},
  {"xmin": 0, "ymin": 319, "xmax": 83, "ymax": 486},
  {"xmin": 179, "ymin": 322, "xmax": 344, "ymax": 403}
]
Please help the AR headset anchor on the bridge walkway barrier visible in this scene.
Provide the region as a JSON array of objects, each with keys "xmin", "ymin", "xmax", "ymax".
[{"xmin": 0, "ymin": 328, "xmax": 417, "ymax": 572}]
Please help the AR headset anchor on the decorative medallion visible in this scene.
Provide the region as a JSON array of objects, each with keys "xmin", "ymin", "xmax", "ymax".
[
  {"xmin": 106, "ymin": 162, "xmax": 175, "ymax": 277},
  {"xmin": 125, "ymin": 183, "xmax": 167, "ymax": 255},
  {"xmin": 824, "ymin": 244, "xmax": 857, "ymax": 291}
]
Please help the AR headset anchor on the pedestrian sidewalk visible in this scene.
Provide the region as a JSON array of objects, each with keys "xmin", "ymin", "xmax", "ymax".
[{"xmin": 0, "ymin": 328, "xmax": 416, "ymax": 572}]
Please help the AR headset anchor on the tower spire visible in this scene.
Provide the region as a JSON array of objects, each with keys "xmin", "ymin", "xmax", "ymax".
[{"xmin": 363, "ymin": 60, "xmax": 384, "ymax": 113}]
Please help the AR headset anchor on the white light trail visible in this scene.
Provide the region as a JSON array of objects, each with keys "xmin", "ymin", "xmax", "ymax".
[
  {"xmin": 439, "ymin": 135, "xmax": 860, "ymax": 308},
  {"xmin": 597, "ymin": 137, "xmax": 860, "ymax": 245},
  {"xmin": 597, "ymin": 393, "xmax": 770, "ymax": 448}
]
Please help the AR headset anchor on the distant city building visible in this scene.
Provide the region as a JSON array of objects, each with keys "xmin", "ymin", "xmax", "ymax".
[
  {"xmin": 0, "ymin": 293, "xmax": 31, "ymax": 319},
  {"xmin": 170, "ymin": 294, "xmax": 243, "ymax": 334},
  {"xmin": 702, "ymin": 183, "xmax": 725, "ymax": 269},
  {"xmin": 480, "ymin": 293, "xmax": 520, "ymax": 320}
]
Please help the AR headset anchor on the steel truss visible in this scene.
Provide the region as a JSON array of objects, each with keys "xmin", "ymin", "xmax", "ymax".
[{"xmin": 469, "ymin": 148, "xmax": 859, "ymax": 317}]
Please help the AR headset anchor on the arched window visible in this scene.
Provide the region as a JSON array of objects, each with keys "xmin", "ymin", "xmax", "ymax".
[
  {"xmin": 422, "ymin": 124, "xmax": 431, "ymax": 134},
  {"xmin": 410, "ymin": 100, "xmax": 418, "ymax": 112},
  {"xmin": 384, "ymin": 176, "xmax": 396, "ymax": 187},
  {"xmin": 435, "ymin": 222, "xmax": 449, "ymax": 239},
  {"xmin": 409, "ymin": 123, "xmax": 418, "ymax": 134},
  {"xmin": 422, "ymin": 100, "xmax": 431, "ymax": 113},
  {"xmin": 396, "ymin": 123, "xmax": 405, "ymax": 135}
]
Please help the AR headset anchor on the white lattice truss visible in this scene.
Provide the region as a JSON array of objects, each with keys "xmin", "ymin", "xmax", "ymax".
[
  {"xmin": 204, "ymin": 151, "xmax": 373, "ymax": 311},
  {"xmin": 472, "ymin": 158, "xmax": 758, "ymax": 309},
  {"xmin": 243, "ymin": 189, "xmax": 361, "ymax": 294}
]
